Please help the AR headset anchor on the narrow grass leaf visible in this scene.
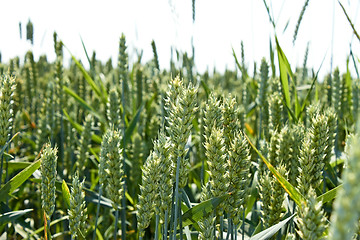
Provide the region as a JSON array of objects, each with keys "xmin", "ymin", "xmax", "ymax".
[
  {"xmin": 232, "ymin": 47, "xmax": 242, "ymax": 75},
  {"xmin": 0, "ymin": 159, "xmax": 41, "ymax": 202},
  {"xmin": 80, "ymin": 36, "xmax": 92, "ymax": 67},
  {"xmin": 297, "ymin": 54, "xmax": 326, "ymax": 119},
  {"xmin": 31, "ymin": 216, "xmax": 69, "ymax": 237},
  {"xmin": 0, "ymin": 209, "xmax": 33, "ymax": 226},
  {"xmin": 249, "ymin": 214, "xmax": 295, "ymax": 240},
  {"xmin": 251, "ymin": 221, "xmax": 263, "ymax": 237},
  {"xmin": 63, "ymin": 44, "xmax": 107, "ymax": 102},
  {"xmin": 316, "ymin": 184, "xmax": 342, "ymax": 204},
  {"xmin": 63, "ymin": 109, "xmax": 102, "ymax": 143},
  {"xmin": 262, "ymin": 0, "xmax": 275, "ymax": 28},
  {"xmin": 275, "ymin": 36, "xmax": 299, "ymax": 120},
  {"xmin": 62, "ymin": 180, "xmax": 71, "ymax": 209},
  {"xmin": 338, "ymin": 1, "xmax": 360, "ymax": 42},
  {"xmin": 7, "ymin": 162, "xmax": 31, "ymax": 174},
  {"xmin": 182, "ymin": 193, "xmax": 230, "ymax": 227},
  {"xmin": 245, "ymin": 134, "xmax": 305, "ymax": 208},
  {"xmin": 123, "ymin": 104, "xmax": 143, "ymax": 147},
  {"xmin": 32, "ymin": 178, "xmax": 114, "ymax": 208},
  {"xmin": 200, "ymin": 79, "xmax": 210, "ymax": 98},
  {"xmin": 270, "ymin": 39, "xmax": 276, "ymax": 78},
  {"xmin": 63, "ymin": 86, "xmax": 105, "ymax": 123}
]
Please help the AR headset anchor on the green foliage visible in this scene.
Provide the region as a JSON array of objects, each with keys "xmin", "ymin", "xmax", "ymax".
[{"xmin": 2, "ymin": 21, "xmax": 360, "ymax": 240}]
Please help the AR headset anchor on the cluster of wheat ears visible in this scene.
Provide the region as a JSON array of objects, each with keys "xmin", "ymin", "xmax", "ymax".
[{"xmin": 1, "ymin": 1, "xmax": 360, "ymax": 240}]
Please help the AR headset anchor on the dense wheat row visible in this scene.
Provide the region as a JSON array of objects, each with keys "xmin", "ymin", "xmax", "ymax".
[{"xmin": 1, "ymin": 14, "xmax": 360, "ymax": 240}]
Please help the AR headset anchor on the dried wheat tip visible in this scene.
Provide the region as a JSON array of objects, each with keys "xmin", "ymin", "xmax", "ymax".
[
  {"xmin": 76, "ymin": 114, "xmax": 93, "ymax": 177},
  {"xmin": 329, "ymin": 134, "xmax": 360, "ymax": 240},
  {"xmin": 165, "ymin": 76, "xmax": 198, "ymax": 188},
  {"xmin": 40, "ymin": 143, "xmax": 58, "ymax": 220},
  {"xmin": 332, "ymin": 68, "xmax": 341, "ymax": 116},
  {"xmin": 107, "ymin": 88, "xmax": 121, "ymax": 129},
  {"xmin": 257, "ymin": 58, "xmax": 269, "ymax": 108},
  {"xmin": 222, "ymin": 95, "xmax": 239, "ymax": 148},
  {"xmin": 203, "ymin": 93, "xmax": 222, "ymax": 141},
  {"xmin": 0, "ymin": 73, "xmax": 16, "ymax": 146},
  {"xmin": 153, "ymin": 131, "xmax": 173, "ymax": 219},
  {"xmin": 296, "ymin": 187, "xmax": 327, "ymax": 240},
  {"xmin": 68, "ymin": 174, "xmax": 87, "ymax": 239},
  {"xmin": 269, "ymin": 91, "xmax": 283, "ymax": 133},
  {"xmin": 205, "ymin": 126, "xmax": 228, "ymax": 215},
  {"xmin": 228, "ymin": 130, "xmax": 251, "ymax": 226},
  {"xmin": 198, "ymin": 183, "xmax": 215, "ymax": 240},
  {"xmin": 137, "ymin": 150, "xmax": 161, "ymax": 237},
  {"xmin": 103, "ymin": 130, "xmax": 124, "ymax": 209}
]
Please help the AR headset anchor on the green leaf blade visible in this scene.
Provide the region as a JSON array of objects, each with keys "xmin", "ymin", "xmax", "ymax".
[
  {"xmin": 0, "ymin": 159, "xmax": 41, "ymax": 202},
  {"xmin": 182, "ymin": 193, "xmax": 229, "ymax": 227},
  {"xmin": 245, "ymin": 134, "xmax": 305, "ymax": 208}
]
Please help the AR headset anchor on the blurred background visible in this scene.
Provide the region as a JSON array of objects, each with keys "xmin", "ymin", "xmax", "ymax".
[{"xmin": 1, "ymin": 0, "xmax": 360, "ymax": 79}]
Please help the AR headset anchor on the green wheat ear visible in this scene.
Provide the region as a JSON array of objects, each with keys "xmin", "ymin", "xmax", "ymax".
[
  {"xmin": 68, "ymin": 174, "xmax": 87, "ymax": 239},
  {"xmin": 165, "ymin": 75, "xmax": 198, "ymax": 189},
  {"xmin": 0, "ymin": 72, "xmax": 16, "ymax": 146},
  {"xmin": 76, "ymin": 114, "xmax": 93, "ymax": 177},
  {"xmin": 198, "ymin": 183, "xmax": 215, "ymax": 240},
  {"xmin": 227, "ymin": 130, "xmax": 251, "ymax": 226},
  {"xmin": 205, "ymin": 126, "xmax": 228, "ymax": 215},
  {"xmin": 40, "ymin": 143, "xmax": 58, "ymax": 220},
  {"xmin": 136, "ymin": 150, "xmax": 160, "ymax": 237},
  {"xmin": 329, "ymin": 133, "xmax": 360, "ymax": 240},
  {"xmin": 297, "ymin": 187, "xmax": 327, "ymax": 240},
  {"xmin": 107, "ymin": 88, "xmax": 121, "ymax": 129},
  {"xmin": 102, "ymin": 130, "xmax": 124, "ymax": 210}
]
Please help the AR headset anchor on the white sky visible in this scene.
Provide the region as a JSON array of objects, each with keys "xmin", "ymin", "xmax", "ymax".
[{"xmin": 1, "ymin": 0, "xmax": 360, "ymax": 79}]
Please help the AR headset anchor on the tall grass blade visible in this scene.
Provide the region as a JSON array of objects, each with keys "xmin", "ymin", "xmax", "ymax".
[
  {"xmin": 0, "ymin": 159, "xmax": 41, "ymax": 202},
  {"xmin": 63, "ymin": 86, "xmax": 105, "ymax": 123},
  {"xmin": 63, "ymin": 44, "xmax": 107, "ymax": 102},
  {"xmin": 297, "ymin": 55, "xmax": 325, "ymax": 119},
  {"xmin": 63, "ymin": 109, "xmax": 102, "ymax": 143},
  {"xmin": 316, "ymin": 184, "xmax": 341, "ymax": 204},
  {"xmin": 275, "ymin": 36, "xmax": 300, "ymax": 120},
  {"xmin": 339, "ymin": 1, "xmax": 360, "ymax": 42},
  {"xmin": 0, "ymin": 209, "xmax": 33, "ymax": 226},
  {"xmin": 182, "ymin": 193, "xmax": 230, "ymax": 227},
  {"xmin": 262, "ymin": 0, "xmax": 276, "ymax": 28},
  {"xmin": 249, "ymin": 214, "xmax": 295, "ymax": 240},
  {"xmin": 245, "ymin": 134, "xmax": 305, "ymax": 208},
  {"xmin": 80, "ymin": 36, "xmax": 92, "ymax": 67}
]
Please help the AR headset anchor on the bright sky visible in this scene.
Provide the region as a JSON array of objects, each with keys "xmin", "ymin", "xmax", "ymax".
[{"xmin": 1, "ymin": 0, "xmax": 360, "ymax": 79}]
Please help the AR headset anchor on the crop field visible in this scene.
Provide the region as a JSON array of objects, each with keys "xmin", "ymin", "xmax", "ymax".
[{"xmin": 1, "ymin": 1, "xmax": 360, "ymax": 240}]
